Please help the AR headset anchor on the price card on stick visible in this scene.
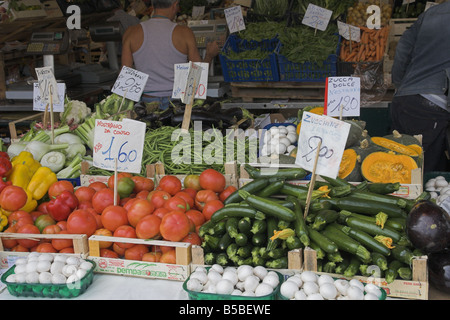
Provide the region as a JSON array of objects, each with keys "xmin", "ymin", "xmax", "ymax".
[
  {"xmin": 172, "ymin": 62, "xmax": 209, "ymax": 100},
  {"xmin": 224, "ymin": 5, "xmax": 245, "ymax": 33},
  {"xmin": 302, "ymin": 3, "xmax": 332, "ymax": 32},
  {"xmin": 92, "ymin": 119, "xmax": 146, "ymax": 174},
  {"xmin": 35, "ymin": 67, "xmax": 60, "ymax": 105},
  {"xmin": 295, "ymin": 112, "xmax": 351, "ymax": 179},
  {"xmin": 33, "ymin": 82, "xmax": 65, "ymax": 112},
  {"xmin": 112, "ymin": 66, "xmax": 149, "ymax": 102},
  {"xmin": 324, "ymin": 76, "xmax": 361, "ymax": 118},
  {"xmin": 337, "ymin": 21, "xmax": 361, "ymax": 42}
]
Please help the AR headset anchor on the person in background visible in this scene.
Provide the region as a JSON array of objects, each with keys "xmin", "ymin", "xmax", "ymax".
[
  {"xmin": 121, "ymin": 0, "xmax": 220, "ymax": 110},
  {"xmin": 390, "ymin": 2, "xmax": 450, "ymax": 173}
]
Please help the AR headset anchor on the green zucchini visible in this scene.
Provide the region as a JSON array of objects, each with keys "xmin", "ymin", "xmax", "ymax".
[
  {"xmin": 223, "ymin": 178, "xmax": 271, "ymax": 205},
  {"xmin": 331, "ymin": 222, "xmax": 391, "ymax": 256},
  {"xmin": 235, "ymin": 233, "xmax": 248, "ymax": 246},
  {"xmin": 345, "ymin": 217, "xmax": 402, "ymax": 243},
  {"xmin": 321, "ymin": 175, "xmax": 354, "ymax": 188},
  {"xmin": 335, "ymin": 257, "xmax": 350, "ymax": 274},
  {"xmin": 238, "ymin": 217, "xmax": 252, "ymax": 235},
  {"xmin": 348, "ymin": 190, "xmax": 407, "ymax": 208},
  {"xmin": 251, "ymin": 219, "xmax": 267, "ymax": 234},
  {"xmin": 239, "ymin": 190, "xmax": 296, "ymax": 221},
  {"xmin": 391, "ymin": 245, "xmax": 415, "ymax": 265},
  {"xmin": 202, "ymin": 234, "xmax": 220, "ymax": 252},
  {"xmin": 288, "ymin": 196, "xmax": 310, "ymax": 247},
  {"xmin": 266, "ymin": 217, "xmax": 280, "ymax": 250},
  {"xmin": 252, "ymin": 255, "xmax": 266, "ymax": 266},
  {"xmin": 385, "ymin": 218, "xmax": 406, "ymax": 232},
  {"xmin": 252, "ymin": 233, "xmax": 266, "ymax": 246},
  {"xmin": 226, "ymin": 243, "xmax": 238, "ymax": 259},
  {"xmin": 265, "ymin": 257, "xmax": 288, "ymax": 269},
  {"xmin": 309, "ymin": 241, "xmax": 326, "ymax": 259},
  {"xmin": 311, "ymin": 209, "xmax": 339, "ymax": 231},
  {"xmin": 211, "ymin": 206, "xmax": 265, "ymax": 223},
  {"xmin": 237, "ymin": 244, "xmax": 252, "ymax": 258},
  {"xmin": 256, "ymin": 180, "xmax": 285, "ymax": 197},
  {"xmin": 329, "ymin": 185, "xmax": 353, "ymax": 198},
  {"xmin": 198, "ymin": 219, "xmax": 215, "ymax": 237},
  {"xmin": 279, "ymin": 182, "xmax": 309, "ymax": 198},
  {"xmin": 286, "ymin": 236, "xmax": 303, "ymax": 250},
  {"xmin": 371, "ymin": 252, "xmax": 388, "ymax": 271},
  {"xmin": 327, "ymin": 251, "xmax": 344, "ymax": 263},
  {"xmin": 323, "ymin": 261, "xmax": 336, "ymax": 273},
  {"xmin": 307, "ymin": 226, "xmax": 338, "ymax": 254},
  {"xmin": 385, "ymin": 260, "xmax": 404, "ymax": 284},
  {"xmin": 277, "ymin": 219, "xmax": 291, "ymax": 230},
  {"xmin": 204, "ymin": 252, "xmax": 216, "ymax": 265},
  {"xmin": 225, "ymin": 217, "xmax": 239, "ymax": 238},
  {"xmin": 245, "ymin": 164, "xmax": 308, "ymax": 180},
  {"xmin": 366, "ymin": 182, "xmax": 400, "ymax": 194},
  {"xmin": 216, "ymin": 253, "xmax": 229, "ymax": 266},
  {"xmin": 268, "ymin": 247, "xmax": 286, "ymax": 259},
  {"xmin": 218, "ymin": 233, "xmax": 233, "ymax": 251},
  {"xmin": 343, "ymin": 256, "xmax": 361, "ymax": 277},
  {"xmin": 322, "ymin": 224, "xmax": 372, "ymax": 263},
  {"xmin": 333, "ymin": 196, "xmax": 407, "ymax": 218},
  {"xmin": 211, "ymin": 219, "xmax": 227, "ymax": 236}
]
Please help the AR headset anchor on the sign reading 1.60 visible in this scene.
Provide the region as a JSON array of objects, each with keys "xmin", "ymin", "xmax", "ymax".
[{"xmin": 93, "ymin": 119, "xmax": 146, "ymax": 174}]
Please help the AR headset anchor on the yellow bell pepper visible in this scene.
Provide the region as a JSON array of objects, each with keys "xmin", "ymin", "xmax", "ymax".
[
  {"xmin": 8, "ymin": 163, "xmax": 33, "ymax": 189},
  {"xmin": 1, "ymin": 208, "xmax": 12, "ymax": 217},
  {"xmin": 0, "ymin": 213, "xmax": 8, "ymax": 232},
  {"xmin": 20, "ymin": 190, "xmax": 38, "ymax": 213},
  {"xmin": 27, "ymin": 166, "xmax": 57, "ymax": 200},
  {"xmin": 11, "ymin": 151, "xmax": 41, "ymax": 175}
]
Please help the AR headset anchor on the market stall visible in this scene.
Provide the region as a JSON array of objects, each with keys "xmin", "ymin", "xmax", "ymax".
[{"xmin": 0, "ymin": 0, "xmax": 449, "ymax": 303}]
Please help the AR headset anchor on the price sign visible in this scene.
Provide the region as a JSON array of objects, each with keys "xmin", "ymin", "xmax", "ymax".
[
  {"xmin": 337, "ymin": 21, "xmax": 361, "ymax": 42},
  {"xmin": 35, "ymin": 67, "xmax": 60, "ymax": 105},
  {"xmin": 224, "ymin": 5, "xmax": 245, "ymax": 34},
  {"xmin": 172, "ymin": 62, "xmax": 208, "ymax": 101},
  {"xmin": 33, "ymin": 82, "xmax": 65, "ymax": 112},
  {"xmin": 112, "ymin": 66, "xmax": 149, "ymax": 102},
  {"xmin": 302, "ymin": 3, "xmax": 332, "ymax": 31},
  {"xmin": 324, "ymin": 77, "xmax": 361, "ymax": 117},
  {"xmin": 92, "ymin": 119, "xmax": 146, "ymax": 174},
  {"xmin": 295, "ymin": 112, "xmax": 350, "ymax": 179},
  {"xmin": 192, "ymin": 6, "xmax": 205, "ymax": 19}
]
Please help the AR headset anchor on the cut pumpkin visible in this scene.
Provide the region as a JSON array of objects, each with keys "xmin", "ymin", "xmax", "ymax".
[
  {"xmin": 370, "ymin": 136, "xmax": 421, "ymax": 157},
  {"xmin": 361, "ymin": 151, "xmax": 418, "ymax": 184},
  {"xmin": 339, "ymin": 148, "xmax": 362, "ymax": 181}
]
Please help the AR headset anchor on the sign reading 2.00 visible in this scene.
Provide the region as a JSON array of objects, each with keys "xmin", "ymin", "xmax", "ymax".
[{"xmin": 93, "ymin": 119, "xmax": 146, "ymax": 174}]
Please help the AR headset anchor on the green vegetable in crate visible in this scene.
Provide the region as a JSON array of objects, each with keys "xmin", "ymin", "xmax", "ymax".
[{"xmin": 238, "ymin": 190, "xmax": 296, "ymax": 222}]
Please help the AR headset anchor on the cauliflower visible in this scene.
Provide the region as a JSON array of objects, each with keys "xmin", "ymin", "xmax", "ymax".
[{"xmin": 60, "ymin": 100, "xmax": 91, "ymax": 125}]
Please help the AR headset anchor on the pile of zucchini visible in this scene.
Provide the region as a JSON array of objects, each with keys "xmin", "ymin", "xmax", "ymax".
[{"xmin": 199, "ymin": 164, "xmax": 429, "ymax": 284}]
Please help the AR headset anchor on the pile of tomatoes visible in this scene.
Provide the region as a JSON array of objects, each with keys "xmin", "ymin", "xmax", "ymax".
[{"xmin": 1, "ymin": 168, "xmax": 236, "ymax": 265}]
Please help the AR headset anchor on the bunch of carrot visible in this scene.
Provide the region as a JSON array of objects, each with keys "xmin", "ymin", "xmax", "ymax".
[{"xmin": 340, "ymin": 26, "xmax": 390, "ymax": 62}]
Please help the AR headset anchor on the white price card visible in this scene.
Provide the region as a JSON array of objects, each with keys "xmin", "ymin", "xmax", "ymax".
[
  {"xmin": 337, "ymin": 21, "xmax": 361, "ymax": 42},
  {"xmin": 92, "ymin": 118, "xmax": 146, "ymax": 174},
  {"xmin": 324, "ymin": 76, "xmax": 361, "ymax": 117},
  {"xmin": 302, "ymin": 3, "xmax": 332, "ymax": 31},
  {"xmin": 111, "ymin": 66, "xmax": 149, "ymax": 102},
  {"xmin": 33, "ymin": 82, "xmax": 65, "ymax": 112},
  {"xmin": 35, "ymin": 66, "xmax": 60, "ymax": 105},
  {"xmin": 295, "ymin": 112, "xmax": 351, "ymax": 179},
  {"xmin": 224, "ymin": 5, "xmax": 246, "ymax": 34},
  {"xmin": 192, "ymin": 6, "xmax": 205, "ymax": 19},
  {"xmin": 172, "ymin": 62, "xmax": 208, "ymax": 101}
]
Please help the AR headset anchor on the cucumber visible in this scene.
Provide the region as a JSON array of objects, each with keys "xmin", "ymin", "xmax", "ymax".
[
  {"xmin": 239, "ymin": 190, "xmax": 296, "ymax": 222},
  {"xmin": 345, "ymin": 217, "xmax": 402, "ymax": 243},
  {"xmin": 245, "ymin": 164, "xmax": 308, "ymax": 180},
  {"xmin": 322, "ymin": 224, "xmax": 372, "ymax": 263},
  {"xmin": 288, "ymin": 196, "xmax": 310, "ymax": 247},
  {"xmin": 333, "ymin": 196, "xmax": 407, "ymax": 218},
  {"xmin": 211, "ymin": 206, "xmax": 265, "ymax": 223},
  {"xmin": 256, "ymin": 180, "xmax": 285, "ymax": 197},
  {"xmin": 311, "ymin": 209, "xmax": 339, "ymax": 231},
  {"xmin": 307, "ymin": 226, "xmax": 338, "ymax": 254},
  {"xmin": 332, "ymin": 222, "xmax": 391, "ymax": 256},
  {"xmin": 223, "ymin": 178, "xmax": 271, "ymax": 205}
]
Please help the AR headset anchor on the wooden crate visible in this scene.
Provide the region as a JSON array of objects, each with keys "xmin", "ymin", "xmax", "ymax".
[
  {"xmin": 88, "ymin": 235, "xmax": 192, "ymax": 281},
  {"xmin": 0, "ymin": 233, "xmax": 89, "ymax": 268},
  {"xmin": 303, "ymin": 247, "xmax": 428, "ymax": 300}
]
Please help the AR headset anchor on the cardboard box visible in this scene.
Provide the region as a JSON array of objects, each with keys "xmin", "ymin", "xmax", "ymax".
[
  {"xmin": 253, "ymin": 113, "xmax": 286, "ymax": 130},
  {"xmin": 8, "ymin": 0, "xmax": 47, "ymax": 20}
]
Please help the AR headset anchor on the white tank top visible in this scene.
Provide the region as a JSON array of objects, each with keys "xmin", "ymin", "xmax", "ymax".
[{"xmin": 133, "ymin": 19, "xmax": 188, "ymax": 97}]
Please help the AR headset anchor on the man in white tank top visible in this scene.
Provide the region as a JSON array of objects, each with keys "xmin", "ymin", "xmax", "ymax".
[{"xmin": 121, "ymin": 0, "xmax": 219, "ymax": 109}]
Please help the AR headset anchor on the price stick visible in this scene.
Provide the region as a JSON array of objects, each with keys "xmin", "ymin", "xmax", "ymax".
[
  {"xmin": 50, "ymin": 86, "xmax": 54, "ymax": 144},
  {"xmin": 117, "ymin": 89, "xmax": 129, "ymax": 115},
  {"xmin": 181, "ymin": 62, "xmax": 203, "ymax": 131},
  {"xmin": 304, "ymin": 140, "xmax": 322, "ymax": 218},
  {"xmin": 113, "ymin": 158, "xmax": 118, "ymax": 206}
]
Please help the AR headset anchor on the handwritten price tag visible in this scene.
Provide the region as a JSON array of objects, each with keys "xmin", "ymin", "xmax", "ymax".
[
  {"xmin": 172, "ymin": 62, "xmax": 208, "ymax": 101},
  {"xmin": 302, "ymin": 3, "xmax": 332, "ymax": 31},
  {"xmin": 324, "ymin": 77, "xmax": 361, "ymax": 117},
  {"xmin": 337, "ymin": 21, "xmax": 361, "ymax": 42},
  {"xmin": 295, "ymin": 112, "xmax": 350, "ymax": 179},
  {"xmin": 92, "ymin": 119, "xmax": 146, "ymax": 174},
  {"xmin": 35, "ymin": 67, "xmax": 60, "ymax": 105},
  {"xmin": 33, "ymin": 82, "xmax": 65, "ymax": 112},
  {"xmin": 224, "ymin": 5, "xmax": 245, "ymax": 34},
  {"xmin": 112, "ymin": 66, "xmax": 149, "ymax": 102}
]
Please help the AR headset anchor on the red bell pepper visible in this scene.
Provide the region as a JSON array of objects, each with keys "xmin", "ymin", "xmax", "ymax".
[
  {"xmin": 47, "ymin": 190, "xmax": 79, "ymax": 221},
  {"xmin": 0, "ymin": 157, "xmax": 12, "ymax": 177}
]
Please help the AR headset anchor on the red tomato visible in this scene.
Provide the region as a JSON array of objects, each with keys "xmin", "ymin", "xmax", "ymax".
[
  {"xmin": 136, "ymin": 214, "xmax": 161, "ymax": 239},
  {"xmin": 30, "ymin": 210, "xmax": 46, "ymax": 222},
  {"xmin": 87, "ymin": 208, "xmax": 103, "ymax": 229},
  {"xmin": 92, "ymin": 188, "xmax": 116, "ymax": 214},
  {"xmin": 159, "ymin": 211, "xmax": 190, "ymax": 242},
  {"xmin": 66, "ymin": 209, "xmax": 98, "ymax": 237},
  {"xmin": 183, "ymin": 188, "xmax": 197, "ymax": 200},
  {"xmin": 17, "ymin": 224, "xmax": 40, "ymax": 248},
  {"xmin": 88, "ymin": 181, "xmax": 108, "ymax": 192},
  {"xmin": 194, "ymin": 189, "xmax": 219, "ymax": 211},
  {"xmin": 59, "ymin": 247, "xmax": 74, "ymax": 254},
  {"xmin": 2, "ymin": 226, "xmax": 18, "ymax": 249},
  {"xmin": 147, "ymin": 190, "xmax": 171, "ymax": 209},
  {"xmin": 182, "ymin": 232, "xmax": 202, "ymax": 246},
  {"xmin": 34, "ymin": 214, "xmax": 56, "ymax": 233},
  {"xmin": 152, "ymin": 207, "xmax": 170, "ymax": 219},
  {"xmin": 160, "ymin": 248, "xmax": 176, "ymax": 264},
  {"xmin": 174, "ymin": 191, "xmax": 194, "ymax": 209},
  {"xmin": 131, "ymin": 176, "xmax": 155, "ymax": 193},
  {"xmin": 42, "ymin": 224, "xmax": 62, "ymax": 235},
  {"xmin": 37, "ymin": 202, "xmax": 49, "ymax": 214},
  {"xmin": 100, "ymin": 248, "xmax": 119, "ymax": 258},
  {"xmin": 113, "ymin": 243, "xmax": 126, "ymax": 256},
  {"xmin": 202, "ymin": 200, "xmax": 224, "ymax": 221},
  {"xmin": 219, "ymin": 186, "xmax": 237, "ymax": 202},
  {"xmin": 122, "ymin": 198, "xmax": 138, "ymax": 211},
  {"xmin": 93, "ymin": 228, "xmax": 113, "ymax": 249},
  {"xmin": 48, "ymin": 180, "xmax": 74, "ymax": 199},
  {"xmin": 107, "ymin": 172, "xmax": 133, "ymax": 189},
  {"xmin": 142, "ymin": 251, "xmax": 162, "ymax": 262},
  {"xmin": 51, "ymin": 230, "xmax": 73, "ymax": 251},
  {"xmin": 199, "ymin": 169, "xmax": 226, "ymax": 193},
  {"xmin": 8, "ymin": 210, "xmax": 32, "ymax": 226},
  {"xmin": 56, "ymin": 221, "xmax": 67, "ymax": 231},
  {"xmin": 135, "ymin": 190, "xmax": 150, "ymax": 199},
  {"xmin": 75, "ymin": 186, "xmax": 96, "ymax": 203},
  {"xmin": 78, "ymin": 201, "xmax": 94, "ymax": 210},
  {"xmin": 15, "ymin": 216, "xmax": 35, "ymax": 230},
  {"xmin": 101, "ymin": 205, "xmax": 128, "ymax": 232},
  {"xmin": 183, "ymin": 174, "xmax": 201, "ymax": 191},
  {"xmin": 124, "ymin": 244, "xmax": 149, "ymax": 261},
  {"xmin": 163, "ymin": 196, "xmax": 189, "ymax": 212},
  {"xmin": 35, "ymin": 242, "xmax": 57, "ymax": 253},
  {"xmin": 127, "ymin": 198, "xmax": 154, "ymax": 227},
  {"xmin": 12, "ymin": 244, "xmax": 29, "ymax": 252},
  {"xmin": 113, "ymin": 225, "xmax": 137, "ymax": 249},
  {"xmin": 185, "ymin": 209, "xmax": 206, "ymax": 227},
  {"xmin": 158, "ymin": 176, "xmax": 182, "ymax": 196}
]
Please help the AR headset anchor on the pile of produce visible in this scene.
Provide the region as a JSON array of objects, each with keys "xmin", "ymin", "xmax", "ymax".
[
  {"xmin": 392, "ymin": 2, "xmax": 425, "ymax": 18},
  {"xmin": 200, "ymin": 164, "xmax": 432, "ymax": 284},
  {"xmin": 346, "ymin": 0, "xmax": 392, "ymax": 27},
  {"xmin": 296, "ymin": 0, "xmax": 355, "ymax": 21}
]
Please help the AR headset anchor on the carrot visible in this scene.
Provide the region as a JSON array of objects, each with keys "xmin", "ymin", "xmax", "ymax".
[{"xmin": 346, "ymin": 50, "xmax": 358, "ymax": 62}]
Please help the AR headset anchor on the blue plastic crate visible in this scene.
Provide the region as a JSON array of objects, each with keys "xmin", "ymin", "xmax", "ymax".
[
  {"xmin": 276, "ymin": 36, "xmax": 340, "ymax": 82},
  {"xmin": 219, "ymin": 34, "xmax": 280, "ymax": 82}
]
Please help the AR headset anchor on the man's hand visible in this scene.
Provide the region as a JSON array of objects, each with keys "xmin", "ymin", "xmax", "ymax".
[{"xmin": 204, "ymin": 40, "xmax": 220, "ymax": 63}]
